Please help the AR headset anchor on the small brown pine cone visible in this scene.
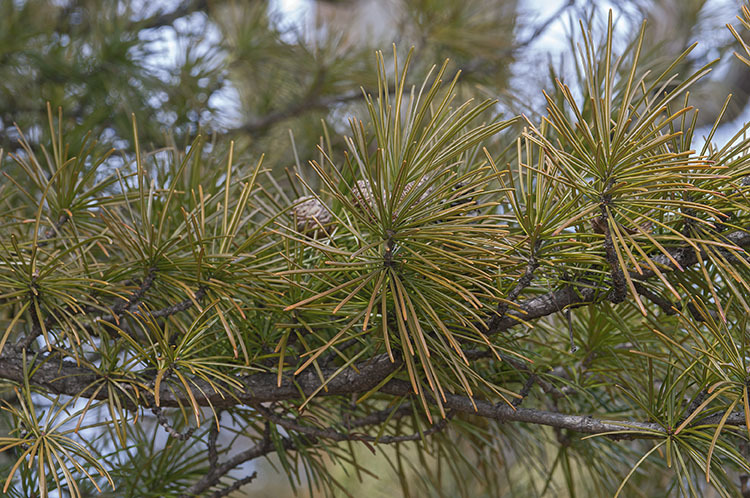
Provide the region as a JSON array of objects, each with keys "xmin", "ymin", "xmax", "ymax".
[
  {"xmin": 351, "ymin": 178, "xmax": 432, "ymax": 220},
  {"xmin": 292, "ymin": 196, "xmax": 333, "ymax": 234},
  {"xmin": 401, "ymin": 177, "xmax": 432, "ymax": 202},
  {"xmin": 351, "ymin": 179, "xmax": 376, "ymax": 218}
]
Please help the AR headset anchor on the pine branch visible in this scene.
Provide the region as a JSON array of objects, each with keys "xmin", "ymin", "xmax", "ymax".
[
  {"xmin": 488, "ymin": 228, "xmax": 750, "ymax": 333},
  {"xmin": 250, "ymin": 402, "xmax": 450, "ymax": 445},
  {"xmin": 208, "ymin": 472, "xmax": 258, "ymax": 498},
  {"xmin": 1, "ymin": 349, "xmax": 744, "ymax": 439},
  {"xmin": 8, "ymin": 229, "xmax": 749, "ymax": 410},
  {"xmin": 231, "ymin": 89, "xmax": 367, "ymax": 136},
  {"xmin": 378, "ymin": 379, "xmax": 682, "ymax": 438},
  {"xmin": 179, "ymin": 425, "xmax": 289, "ymax": 497},
  {"xmin": 136, "ymin": 0, "xmax": 211, "ymax": 31}
]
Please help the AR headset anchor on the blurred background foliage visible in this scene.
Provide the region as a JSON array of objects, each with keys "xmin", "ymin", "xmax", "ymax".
[
  {"xmin": 2, "ymin": 0, "xmax": 750, "ymax": 497},
  {"xmin": 2, "ymin": 0, "xmax": 746, "ymax": 169}
]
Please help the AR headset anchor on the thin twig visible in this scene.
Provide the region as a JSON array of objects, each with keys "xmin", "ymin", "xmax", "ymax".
[
  {"xmin": 208, "ymin": 472, "xmax": 258, "ymax": 498},
  {"xmin": 489, "ymin": 253, "xmax": 538, "ymax": 331},
  {"xmin": 148, "ymin": 286, "xmax": 207, "ymax": 319},
  {"xmin": 113, "ymin": 268, "xmax": 156, "ymax": 314},
  {"xmin": 599, "ymin": 212, "xmax": 627, "ymax": 303},
  {"xmin": 252, "ymin": 402, "xmax": 450, "ymax": 445},
  {"xmin": 633, "ymin": 282, "xmax": 679, "ymax": 315},
  {"xmin": 150, "ymin": 404, "xmax": 197, "ymax": 440},
  {"xmin": 520, "ymin": 0, "xmax": 576, "ymax": 47},
  {"xmin": 348, "ymin": 404, "xmax": 414, "ymax": 429},
  {"xmin": 208, "ymin": 418, "xmax": 220, "ymax": 468},
  {"xmin": 41, "ymin": 213, "xmax": 70, "ymax": 241},
  {"xmin": 512, "ymin": 375, "xmax": 536, "ymax": 408},
  {"xmin": 179, "ymin": 426, "xmax": 290, "ymax": 497}
]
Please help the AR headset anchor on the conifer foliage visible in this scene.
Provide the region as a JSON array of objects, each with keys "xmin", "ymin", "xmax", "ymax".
[{"xmin": 4, "ymin": 1, "xmax": 750, "ymax": 496}]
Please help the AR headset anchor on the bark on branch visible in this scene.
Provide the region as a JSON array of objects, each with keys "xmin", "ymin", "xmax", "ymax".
[{"xmin": 1, "ymin": 349, "xmax": 744, "ymax": 440}]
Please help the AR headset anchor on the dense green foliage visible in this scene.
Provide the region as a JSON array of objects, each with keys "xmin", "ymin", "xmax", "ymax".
[{"xmin": 4, "ymin": 1, "xmax": 750, "ymax": 497}]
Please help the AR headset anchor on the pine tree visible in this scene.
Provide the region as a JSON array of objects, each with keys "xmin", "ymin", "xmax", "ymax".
[{"xmin": 2, "ymin": 1, "xmax": 750, "ymax": 496}]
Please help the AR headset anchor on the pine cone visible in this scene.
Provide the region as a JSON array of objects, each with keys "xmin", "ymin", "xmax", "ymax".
[
  {"xmin": 351, "ymin": 179, "xmax": 376, "ymax": 218},
  {"xmin": 351, "ymin": 178, "xmax": 433, "ymax": 220},
  {"xmin": 292, "ymin": 196, "xmax": 333, "ymax": 234}
]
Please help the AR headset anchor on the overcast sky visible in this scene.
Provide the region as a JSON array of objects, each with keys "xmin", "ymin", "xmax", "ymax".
[
  {"xmin": 137, "ymin": 0, "xmax": 748, "ymax": 145},
  {"xmin": 270, "ymin": 0, "xmax": 748, "ymax": 145}
]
